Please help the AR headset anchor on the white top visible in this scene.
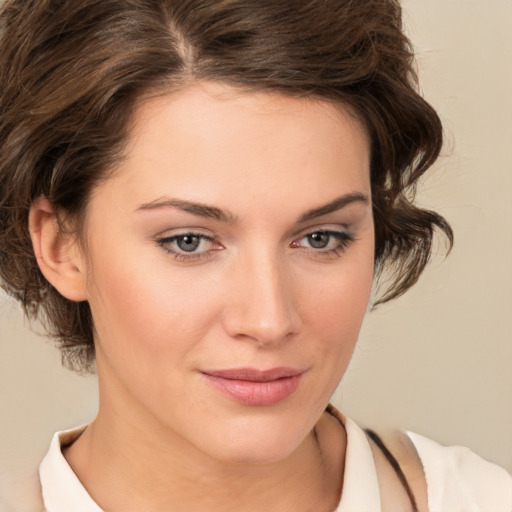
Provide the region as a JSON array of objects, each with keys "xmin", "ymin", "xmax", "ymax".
[
  {"xmin": 39, "ymin": 427, "xmax": 100, "ymax": 512},
  {"xmin": 39, "ymin": 415, "xmax": 512, "ymax": 512}
]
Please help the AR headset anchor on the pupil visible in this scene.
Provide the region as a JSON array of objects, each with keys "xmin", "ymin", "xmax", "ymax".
[
  {"xmin": 308, "ymin": 232, "xmax": 329, "ymax": 249},
  {"xmin": 177, "ymin": 235, "xmax": 200, "ymax": 252}
]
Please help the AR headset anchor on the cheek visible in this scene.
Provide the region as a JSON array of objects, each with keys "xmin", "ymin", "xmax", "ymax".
[
  {"xmin": 85, "ymin": 245, "xmax": 222, "ymax": 363},
  {"xmin": 302, "ymin": 250, "xmax": 374, "ymax": 362}
]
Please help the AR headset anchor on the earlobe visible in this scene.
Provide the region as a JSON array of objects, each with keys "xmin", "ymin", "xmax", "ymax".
[{"xmin": 29, "ymin": 197, "xmax": 88, "ymax": 302}]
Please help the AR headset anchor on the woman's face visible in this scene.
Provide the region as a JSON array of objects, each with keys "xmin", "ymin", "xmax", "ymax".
[{"xmin": 80, "ymin": 82, "xmax": 374, "ymax": 463}]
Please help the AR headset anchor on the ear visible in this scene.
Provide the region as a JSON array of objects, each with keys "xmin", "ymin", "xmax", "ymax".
[{"xmin": 29, "ymin": 197, "xmax": 88, "ymax": 302}]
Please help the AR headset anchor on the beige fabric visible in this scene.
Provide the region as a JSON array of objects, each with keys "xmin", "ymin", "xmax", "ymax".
[{"xmin": 407, "ymin": 430, "xmax": 512, "ymax": 512}]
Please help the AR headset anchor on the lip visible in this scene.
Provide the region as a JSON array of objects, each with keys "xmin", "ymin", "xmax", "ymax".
[{"xmin": 201, "ymin": 367, "xmax": 306, "ymax": 406}]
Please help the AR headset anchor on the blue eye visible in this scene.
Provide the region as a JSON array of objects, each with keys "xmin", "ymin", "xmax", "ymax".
[
  {"xmin": 174, "ymin": 234, "xmax": 203, "ymax": 252},
  {"xmin": 294, "ymin": 229, "xmax": 355, "ymax": 255},
  {"xmin": 157, "ymin": 233, "xmax": 217, "ymax": 260}
]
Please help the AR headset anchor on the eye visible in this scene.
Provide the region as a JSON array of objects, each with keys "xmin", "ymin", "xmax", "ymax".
[
  {"xmin": 306, "ymin": 232, "xmax": 332, "ymax": 249},
  {"xmin": 291, "ymin": 229, "xmax": 355, "ymax": 256},
  {"xmin": 157, "ymin": 232, "xmax": 221, "ymax": 261},
  {"xmin": 174, "ymin": 234, "xmax": 203, "ymax": 252}
]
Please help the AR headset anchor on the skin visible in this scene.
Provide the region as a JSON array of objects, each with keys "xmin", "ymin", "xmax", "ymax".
[{"xmin": 32, "ymin": 82, "xmax": 376, "ymax": 511}]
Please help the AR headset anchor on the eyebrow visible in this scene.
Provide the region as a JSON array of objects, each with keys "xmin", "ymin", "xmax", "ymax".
[
  {"xmin": 298, "ymin": 192, "xmax": 369, "ymax": 222},
  {"xmin": 136, "ymin": 191, "xmax": 369, "ymax": 224},
  {"xmin": 136, "ymin": 197, "xmax": 237, "ymax": 223}
]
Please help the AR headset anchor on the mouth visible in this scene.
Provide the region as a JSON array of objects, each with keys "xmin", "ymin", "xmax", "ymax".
[{"xmin": 201, "ymin": 367, "xmax": 306, "ymax": 406}]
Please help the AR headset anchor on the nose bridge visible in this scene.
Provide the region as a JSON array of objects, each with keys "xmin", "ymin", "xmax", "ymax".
[{"xmin": 223, "ymin": 245, "xmax": 301, "ymax": 345}]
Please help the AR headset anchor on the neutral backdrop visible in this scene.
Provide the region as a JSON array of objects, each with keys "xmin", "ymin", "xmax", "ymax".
[{"xmin": 1, "ymin": 0, "xmax": 511, "ymax": 506}]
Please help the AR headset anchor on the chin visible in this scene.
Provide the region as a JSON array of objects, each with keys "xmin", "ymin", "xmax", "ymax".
[
  {"xmin": 214, "ymin": 438, "xmax": 303, "ymax": 466},
  {"xmin": 197, "ymin": 412, "xmax": 313, "ymax": 466}
]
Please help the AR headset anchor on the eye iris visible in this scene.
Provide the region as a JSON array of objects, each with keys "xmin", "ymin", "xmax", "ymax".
[
  {"xmin": 176, "ymin": 235, "xmax": 201, "ymax": 252},
  {"xmin": 308, "ymin": 232, "xmax": 329, "ymax": 249}
]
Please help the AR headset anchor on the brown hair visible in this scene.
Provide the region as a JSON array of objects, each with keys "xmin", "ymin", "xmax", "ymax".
[{"xmin": 0, "ymin": 0, "xmax": 452, "ymax": 372}]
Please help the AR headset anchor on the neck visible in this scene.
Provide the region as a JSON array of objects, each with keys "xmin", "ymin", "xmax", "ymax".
[{"xmin": 64, "ymin": 401, "xmax": 345, "ymax": 512}]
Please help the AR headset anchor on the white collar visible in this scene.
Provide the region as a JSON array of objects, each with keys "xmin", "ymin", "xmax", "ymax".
[
  {"xmin": 39, "ymin": 426, "xmax": 102, "ymax": 512},
  {"xmin": 333, "ymin": 413, "xmax": 381, "ymax": 511}
]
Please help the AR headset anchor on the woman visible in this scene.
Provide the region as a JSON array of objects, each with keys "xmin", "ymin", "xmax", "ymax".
[{"xmin": 0, "ymin": 0, "xmax": 510, "ymax": 511}]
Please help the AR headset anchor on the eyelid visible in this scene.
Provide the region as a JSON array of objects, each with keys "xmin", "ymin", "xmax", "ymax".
[
  {"xmin": 292, "ymin": 223, "xmax": 352, "ymax": 240},
  {"xmin": 290, "ymin": 225, "xmax": 356, "ymax": 254},
  {"xmin": 152, "ymin": 226, "xmax": 215, "ymax": 239},
  {"xmin": 155, "ymin": 230, "xmax": 223, "ymax": 262}
]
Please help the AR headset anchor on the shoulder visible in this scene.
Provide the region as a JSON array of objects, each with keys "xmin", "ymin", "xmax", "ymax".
[
  {"xmin": 403, "ymin": 430, "xmax": 512, "ymax": 512},
  {"xmin": 326, "ymin": 405, "xmax": 512, "ymax": 512}
]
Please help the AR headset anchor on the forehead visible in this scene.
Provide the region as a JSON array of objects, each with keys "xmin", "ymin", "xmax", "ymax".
[
  {"xmin": 96, "ymin": 81, "xmax": 371, "ymax": 219},
  {"xmin": 130, "ymin": 82, "xmax": 370, "ymax": 154}
]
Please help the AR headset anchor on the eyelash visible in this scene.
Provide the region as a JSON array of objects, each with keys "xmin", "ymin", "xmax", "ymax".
[
  {"xmin": 293, "ymin": 229, "xmax": 356, "ymax": 258},
  {"xmin": 156, "ymin": 229, "xmax": 355, "ymax": 262},
  {"xmin": 157, "ymin": 233, "xmax": 218, "ymax": 262}
]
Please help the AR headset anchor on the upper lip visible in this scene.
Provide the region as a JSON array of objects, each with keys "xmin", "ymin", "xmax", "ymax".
[{"xmin": 201, "ymin": 367, "xmax": 306, "ymax": 382}]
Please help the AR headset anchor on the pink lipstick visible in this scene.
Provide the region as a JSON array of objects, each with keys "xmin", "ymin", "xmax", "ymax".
[{"xmin": 201, "ymin": 367, "xmax": 305, "ymax": 406}]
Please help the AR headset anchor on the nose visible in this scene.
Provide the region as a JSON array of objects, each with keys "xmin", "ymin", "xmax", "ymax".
[{"xmin": 221, "ymin": 250, "xmax": 302, "ymax": 346}]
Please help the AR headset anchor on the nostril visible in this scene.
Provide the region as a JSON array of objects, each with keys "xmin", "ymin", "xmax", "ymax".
[
  {"xmin": 222, "ymin": 296, "xmax": 301, "ymax": 346},
  {"xmin": 220, "ymin": 257, "xmax": 302, "ymax": 345}
]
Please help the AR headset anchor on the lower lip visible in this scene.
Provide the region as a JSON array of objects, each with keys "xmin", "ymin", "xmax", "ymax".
[{"xmin": 203, "ymin": 374, "xmax": 303, "ymax": 406}]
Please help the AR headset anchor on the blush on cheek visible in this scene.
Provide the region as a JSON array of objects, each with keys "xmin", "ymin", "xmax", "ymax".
[
  {"xmin": 88, "ymin": 253, "xmax": 218, "ymax": 357},
  {"xmin": 310, "ymin": 270, "xmax": 372, "ymax": 320},
  {"xmin": 309, "ymin": 273, "xmax": 372, "ymax": 363}
]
